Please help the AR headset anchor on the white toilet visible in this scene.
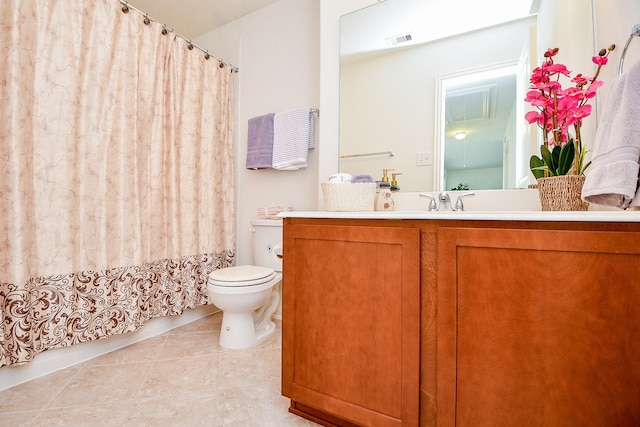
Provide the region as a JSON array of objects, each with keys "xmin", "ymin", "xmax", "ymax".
[{"xmin": 207, "ymin": 219, "xmax": 282, "ymax": 349}]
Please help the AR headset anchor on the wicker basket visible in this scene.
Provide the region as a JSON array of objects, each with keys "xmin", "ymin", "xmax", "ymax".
[
  {"xmin": 537, "ymin": 175, "xmax": 589, "ymax": 211},
  {"xmin": 321, "ymin": 182, "xmax": 377, "ymax": 212}
]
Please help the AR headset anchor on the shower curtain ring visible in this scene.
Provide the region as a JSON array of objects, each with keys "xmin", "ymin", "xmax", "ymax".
[
  {"xmin": 161, "ymin": 25, "xmax": 168, "ymax": 35},
  {"xmin": 121, "ymin": 1, "xmax": 129, "ymax": 13},
  {"xmin": 187, "ymin": 40, "xmax": 194, "ymax": 50},
  {"xmin": 143, "ymin": 14, "xmax": 150, "ymax": 25},
  {"xmin": 204, "ymin": 51, "xmax": 210, "ymax": 60},
  {"xmin": 219, "ymin": 61, "xmax": 225, "ymax": 69}
]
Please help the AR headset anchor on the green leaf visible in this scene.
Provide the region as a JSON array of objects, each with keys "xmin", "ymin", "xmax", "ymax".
[
  {"xmin": 540, "ymin": 145, "xmax": 554, "ymax": 176},
  {"xmin": 578, "ymin": 148, "xmax": 591, "ymax": 175},
  {"xmin": 529, "ymin": 155, "xmax": 546, "ymax": 179},
  {"xmin": 551, "ymin": 145, "xmax": 562, "ymax": 175},
  {"xmin": 557, "ymin": 142, "xmax": 575, "ymax": 175}
]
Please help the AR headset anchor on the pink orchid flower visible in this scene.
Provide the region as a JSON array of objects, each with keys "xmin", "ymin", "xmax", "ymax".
[{"xmin": 526, "ymin": 45, "xmax": 615, "ymax": 175}]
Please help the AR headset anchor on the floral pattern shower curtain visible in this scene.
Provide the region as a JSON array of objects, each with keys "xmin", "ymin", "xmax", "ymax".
[{"xmin": 0, "ymin": 0, "xmax": 236, "ymax": 367}]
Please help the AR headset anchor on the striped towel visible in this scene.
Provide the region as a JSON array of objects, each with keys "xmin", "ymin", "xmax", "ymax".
[{"xmin": 272, "ymin": 108, "xmax": 316, "ymax": 170}]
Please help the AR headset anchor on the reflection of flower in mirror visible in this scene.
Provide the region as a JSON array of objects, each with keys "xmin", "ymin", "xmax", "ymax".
[{"xmin": 525, "ymin": 45, "xmax": 615, "ymax": 177}]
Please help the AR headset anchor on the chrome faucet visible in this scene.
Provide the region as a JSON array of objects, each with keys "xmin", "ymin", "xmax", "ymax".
[
  {"xmin": 419, "ymin": 192, "xmax": 438, "ymax": 211},
  {"xmin": 420, "ymin": 191, "xmax": 475, "ymax": 211},
  {"xmin": 438, "ymin": 192, "xmax": 451, "ymax": 210},
  {"xmin": 453, "ymin": 192, "xmax": 475, "ymax": 211},
  {"xmin": 434, "ymin": 191, "xmax": 475, "ymax": 211}
]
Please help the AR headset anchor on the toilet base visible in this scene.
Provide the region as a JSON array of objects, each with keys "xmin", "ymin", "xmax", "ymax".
[
  {"xmin": 210, "ymin": 277, "xmax": 281, "ymax": 350},
  {"xmin": 219, "ymin": 313, "xmax": 276, "ymax": 350}
]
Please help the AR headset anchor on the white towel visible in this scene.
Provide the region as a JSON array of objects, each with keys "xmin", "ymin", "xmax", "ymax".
[
  {"xmin": 582, "ymin": 59, "xmax": 640, "ymax": 208},
  {"xmin": 272, "ymin": 108, "xmax": 316, "ymax": 170}
]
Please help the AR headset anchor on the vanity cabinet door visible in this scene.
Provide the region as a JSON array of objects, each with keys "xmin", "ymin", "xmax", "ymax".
[
  {"xmin": 437, "ymin": 227, "xmax": 640, "ymax": 427},
  {"xmin": 282, "ymin": 223, "xmax": 421, "ymax": 427}
]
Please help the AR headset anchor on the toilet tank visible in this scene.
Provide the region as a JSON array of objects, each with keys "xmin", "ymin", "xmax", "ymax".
[{"xmin": 251, "ymin": 219, "xmax": 283, "ymax": 271}]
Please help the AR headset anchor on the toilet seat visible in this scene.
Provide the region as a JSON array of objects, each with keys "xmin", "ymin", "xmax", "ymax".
[{"xmin": 208, "ymin": 265, "xmax": 276, "ymax": 287}]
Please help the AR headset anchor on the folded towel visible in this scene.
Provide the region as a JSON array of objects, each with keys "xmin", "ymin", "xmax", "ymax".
[
  {"xmin": 246, "ymin": 113, "xmax": 275, "ymax": 169},
  {"xmin": 272, "ymin": 108, "xmax": 316, "ymax": 170},
  {"xmin": 256, "ymin": 205, "xmax": 294, "ymax": 220},
  {"xmin": 582, "ymin": 59, "xmax": 640, "ymax": 208}
]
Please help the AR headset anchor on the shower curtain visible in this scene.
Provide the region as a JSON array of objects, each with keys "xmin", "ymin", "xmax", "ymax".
[{"xmin": 0, "ymin": 0, "xmax": 236, "ymax": 367}]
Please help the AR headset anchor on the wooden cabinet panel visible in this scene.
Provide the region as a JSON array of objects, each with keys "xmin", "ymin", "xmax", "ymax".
[
  {"xmin": 437, "ymin": 227, "xmax": 640, "ymax": 426},
  {"xmin": 282, "ymin": 223, "xmax": 421, "ymax": 426}
]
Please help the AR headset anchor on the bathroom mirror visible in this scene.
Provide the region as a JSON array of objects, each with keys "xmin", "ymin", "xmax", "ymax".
[{"xmin": 338, "ymin": 0, "xmax": 594, "ymax": 192}]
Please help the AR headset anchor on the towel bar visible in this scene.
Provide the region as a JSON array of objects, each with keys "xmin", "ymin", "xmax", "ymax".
[
  {"xmin": 340, "ymin": 150, "xmax": 395, "ymax": 159},
  {"xmin": 618, "ymin": 23, "xmax": 640, "ymax": 75}
]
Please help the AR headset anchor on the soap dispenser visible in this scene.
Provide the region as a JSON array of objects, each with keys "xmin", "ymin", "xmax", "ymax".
[
  {"xmin": 375, "ymin": 168, "xmax": 395, "ymax": 211},
  {"xmin": 390, "ymin": 172, "xmax": 402, "ymax": 192}
]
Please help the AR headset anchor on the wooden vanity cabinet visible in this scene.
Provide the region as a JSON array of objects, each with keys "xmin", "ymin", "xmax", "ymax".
[
  {"xmin": 282, "ymin": 218, "xmax": 640, "ymax": 426},
  {"xmin": 281, "ymin": 221, "xmax": 421, "ymax": 427}
]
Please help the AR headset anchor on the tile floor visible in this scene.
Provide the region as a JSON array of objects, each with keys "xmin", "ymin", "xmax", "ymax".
[{"xmin": 0, "ymin": 313, "xmax": 319, "ymax": 426}]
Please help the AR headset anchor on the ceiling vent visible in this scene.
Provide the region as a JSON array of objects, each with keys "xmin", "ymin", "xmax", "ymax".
[
  {"xmin": 445, "ymin": 84, "xmax": 498, "ymax": 126},
  {"xmin": 386, "ymin": 33, "xmax": 413, "ymax": 46}
]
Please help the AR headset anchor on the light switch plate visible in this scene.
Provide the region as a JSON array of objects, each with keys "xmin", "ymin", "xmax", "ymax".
[{"xmin": 417, "ymin": 152, "xmax": 432, "ymax": 166}]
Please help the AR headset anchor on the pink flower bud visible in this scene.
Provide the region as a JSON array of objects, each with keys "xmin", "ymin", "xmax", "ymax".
[{"xmin": 592, "ymin": 56, "xmax": 609, "ymax": 66}]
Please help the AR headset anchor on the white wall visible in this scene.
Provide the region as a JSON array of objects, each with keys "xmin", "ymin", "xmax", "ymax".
[
  {"xmin": 595, "ymin": 0, "xmax": 640, "ymax": 101},
  {"xmin": 195, "ymin": 0, "xmax": 380, "ymax": 257},
  {"xmin": 536, "ymin": 0, "xmax": 598, "ymax": 148},
  {"xmin": 196, "ymin": 0, "xmax": 321, "ymax": 265},
  {"xmin": 536, "ymin": 0, "xmax": 640, "ymax": 153}
]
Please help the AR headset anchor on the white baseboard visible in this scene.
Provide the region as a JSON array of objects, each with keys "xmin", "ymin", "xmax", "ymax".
[{"xmin": 0, "ymin": 305, "xmax": 219, "ymax": 391}]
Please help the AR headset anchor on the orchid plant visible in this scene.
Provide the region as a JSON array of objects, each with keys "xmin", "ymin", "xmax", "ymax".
[{"xmin": 525, "ymin": 45, "xmax": 615, "ymax": 179}]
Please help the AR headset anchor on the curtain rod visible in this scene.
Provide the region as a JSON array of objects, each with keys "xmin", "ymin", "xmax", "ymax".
[
  {"xmin": 118, "ymin": 0, "xmax": 239, "ymax": 73},
  {"xmin": 340, "ymin": 150, "xmax": 395, "ymax": 159}
]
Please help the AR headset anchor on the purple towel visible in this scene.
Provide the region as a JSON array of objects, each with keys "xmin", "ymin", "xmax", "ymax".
[
  {"xmin": 246, "ymin": 113, "xmax": 275, "ymax": 169},
  {"xmin": 351, "ymin": 174, "xmax": 375, "ymax": 183}
]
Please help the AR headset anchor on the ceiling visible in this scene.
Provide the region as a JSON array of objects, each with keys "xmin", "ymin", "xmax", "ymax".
[
  {"xmin": 341, "ymin": 0, "xmax": 534, "ymax": 58},
  {"xmin": 125, "ymin": 0, "xmax": 278, "ymax": 39}
]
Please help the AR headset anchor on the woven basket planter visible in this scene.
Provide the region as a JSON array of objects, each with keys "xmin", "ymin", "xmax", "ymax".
[
  {"xmin": 321, "ymin": 182, "xmax": 377, "ymax": 212},
  {"xmin": 537, "ymin": 175, "xmax": 589, "ymax": 211}
]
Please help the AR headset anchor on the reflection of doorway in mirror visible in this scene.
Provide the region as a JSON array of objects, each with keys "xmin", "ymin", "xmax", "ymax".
[{"xmin": 435, "ymin": 62, "xmax": 526, "ymax": 191}]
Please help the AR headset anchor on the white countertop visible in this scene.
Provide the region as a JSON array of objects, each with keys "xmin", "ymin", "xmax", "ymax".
[
  {"xmin": 282, "ymin": 190, "xmax": 640, "ymax": 222},
  {"xmin": 281, "ymin": 210, "xmax": 640, "ymax": 222}
]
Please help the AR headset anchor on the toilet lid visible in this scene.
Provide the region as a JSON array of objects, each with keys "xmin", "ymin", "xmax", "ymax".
[{"xmin": 208, "ymin": 265, "xmax": 276, "ymax": 287}]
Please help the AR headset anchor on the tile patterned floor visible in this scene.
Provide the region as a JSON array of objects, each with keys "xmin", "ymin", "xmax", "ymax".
[{"xmin": 0, "ymin": 313, "xmax": 319, "ymax": 426}]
